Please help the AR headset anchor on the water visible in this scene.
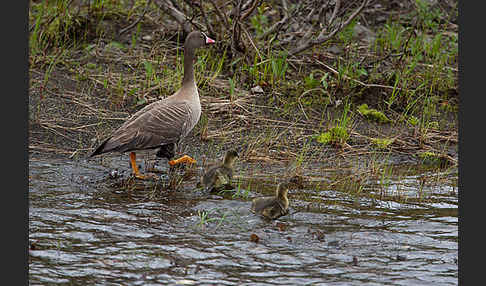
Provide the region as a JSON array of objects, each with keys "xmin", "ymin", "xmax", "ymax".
[{"xmin": 29, "ymin": 156, "xmax": 458, "ymax": 285}]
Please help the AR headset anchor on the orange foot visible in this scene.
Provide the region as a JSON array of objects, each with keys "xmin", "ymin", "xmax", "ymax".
[
  {"xmin": 129, "ymin": 152, "xmax": 153, "ymax": 180},
  {"xmin": 168, "ymin": 155, "xmax": 197, "ymax": 166}
]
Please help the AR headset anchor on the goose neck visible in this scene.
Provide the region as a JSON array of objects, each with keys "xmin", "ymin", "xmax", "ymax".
[{"xmin": 182, "ymin": 46, "xmax": 196, "ymax": 87}]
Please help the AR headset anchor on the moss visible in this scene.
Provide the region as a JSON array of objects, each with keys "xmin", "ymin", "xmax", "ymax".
[
  {"xmin": 106, "ymin": 41, "xmax": 126, "ymax": 51},
  {"xmin": 86, "ymin": 63, "xmax": 97, "ymax": 69},
  {"xmin": 417, "ymin": 151, "xmax": 450, "ymax": 167},
  {"xmin": 371, "ymin": 137, "xmax": 394, "ymax": 149},
  {"xmin": 316, "ymin": 126, "xmax": 349, "ymax": 146},
  {"xmin": 357, "ymin": 104, "xmax": 391, "ymax": 123}
]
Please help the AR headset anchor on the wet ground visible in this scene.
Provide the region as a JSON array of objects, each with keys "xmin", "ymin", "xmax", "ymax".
[{"xmin": 29, "ymin": 154, "xmax": 458, "ymax": 285}]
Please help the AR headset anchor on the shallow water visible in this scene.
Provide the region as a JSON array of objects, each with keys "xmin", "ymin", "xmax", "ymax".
[{"xmin": 29, "ymin": 156, "xmax": 458, "ymax": 285}]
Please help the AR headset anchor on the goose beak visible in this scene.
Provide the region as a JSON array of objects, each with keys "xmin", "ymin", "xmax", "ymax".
[{"xmin": 205, "ymin": 36, "xmax": 215, "ymax": 44}]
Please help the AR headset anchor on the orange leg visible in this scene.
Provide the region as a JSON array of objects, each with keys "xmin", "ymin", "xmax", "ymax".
[
  {"xmin": 168, "ymin": 155, "xmax": 197, "ymax": 166},
  {"xmin": 129, "ymin": 152, "xmax": 146, "ymax": 179}
]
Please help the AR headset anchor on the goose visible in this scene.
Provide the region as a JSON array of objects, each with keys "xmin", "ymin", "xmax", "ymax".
[
  {"xmin": 90, "ymin": 31, "xmax": 215, "ymax": 179},
  {"xmin": 251, "ymin": 182, "xmax": 290, "ymax": 220},
  {"xmin": 200, "ymin": 150, "xmax": 239, "ymax": 191}
]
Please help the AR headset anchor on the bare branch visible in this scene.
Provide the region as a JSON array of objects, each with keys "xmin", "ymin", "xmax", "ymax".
[
  {"xmin": 230, "ymin": 0, "xmax": 244, "ymax": 56},
  {"xmin": 209, "ymin": 0, "xmax": 230, "ymax": 28},
  {"xmin": 289, "ymin": 0, "xmax": 369, "ymax": 56},
  {"xmin": 150, "ymin": 0, "xmax": 370, "ymax": 59},
  {"xmin": 257, "ymin": 13, "xmax": 289, "ymax": 40},
  {"xmin": 198, "ymin": 0, "xmax": 215, "ymax": 36},
  {"xmin": 328, "ymin": 0, "xmax": 341, "ymax": 26},
  {"xmin": 281, "ymin": 0, "xmax": 288, "ymax": 11},
  {"xmin": 241, "ymin": 0, "xmax": 255, "ymax": 12},
  {"xmin": 318, "ymin": 0, "xmax": 331, "ymax": 26},
  {"xmin": 153, "ymin": 0, "xmax": 192, "ymax": 33},
  {"xmin": 240, "ymin": 0, "xmax": 261, "ymax": 21},
  {"xmin": 257, "ymin": 0, "xmax": 291, "ymax": 40},
  {"xmin": 241, "ymin": 24, "xmax": 262, "ymax": 59}
]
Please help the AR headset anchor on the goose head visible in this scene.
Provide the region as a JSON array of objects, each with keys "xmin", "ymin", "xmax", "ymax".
[{"xmin": 185, "ymin": 31, "xmax": 215, "ymax": 50}]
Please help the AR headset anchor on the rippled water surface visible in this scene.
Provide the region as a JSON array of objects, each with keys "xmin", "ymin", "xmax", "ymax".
[{"xmin": 29, "ymin": 156, "xmax": 458, "ymax": 285}]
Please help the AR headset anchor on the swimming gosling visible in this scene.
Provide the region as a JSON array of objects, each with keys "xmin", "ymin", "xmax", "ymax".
[
  {"xmin": 251, "ymin": 182, "xmax": 290, "ymax": 220},
  {"xmin": 201, "ymin": 150, "xmax": 239, "ymax": 191}
]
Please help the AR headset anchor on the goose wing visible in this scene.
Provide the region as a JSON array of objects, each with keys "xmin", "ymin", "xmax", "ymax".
[{"xmin": 99, "ymin": 101, "xmax": 195, "ymax": 153}]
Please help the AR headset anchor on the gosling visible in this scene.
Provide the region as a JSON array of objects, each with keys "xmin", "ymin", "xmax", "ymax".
[
  {"xmin": 201, "ymin": 150, "xmax": 239, "ymax": 192},
  {"xmin": 251, "ymin": 182, "xmax": 290, "ymax": 220}
]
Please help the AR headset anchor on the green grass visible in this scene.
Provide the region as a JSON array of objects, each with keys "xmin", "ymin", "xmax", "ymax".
[
  {"xmin": 196, "ymin": 47, "xmax": 228, "ymax": 89},
  {"xmin": 196, "ymin": 208, "xmax": 234, "ymax": 230},
  {"xmin": 250, "ymin": 5, "xmax": 269, "ymax": 37},
  {"xmin": 29, "ymin": 0, "xmax": 122, "ymax": 56},
  {"xmin": 370, "ymin": 13, "xmax": 457, "ymax": 121},
  {"xmin": 231, "ymin": 179, "xmax": 250, "ymax": 200},
  {"xmin": 196, "ymin": 209, "xmax": 218, "ymax": 228},
  {"xmin": 315, "ymin": 102, "xmax": 352, "ymax": 147}
]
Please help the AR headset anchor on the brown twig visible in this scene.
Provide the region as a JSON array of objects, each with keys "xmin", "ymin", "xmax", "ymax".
[
  {"xmin": 153, "ymin": 0, "xmax": 192, "ymax": 33},
  {"xmin": 289, "ymin": 0, "xmax": 369, "ymax": 56},
  {"xmin": 241, "ymin": 25, "xmax": 262, "ymax": 59},
  {"xmin": 230, "ymin": 0, "xmax": 244, "ymax": 56},
  {"xmin": 239, "ymin": 0, "xmax": 261, "ymax": 21}
]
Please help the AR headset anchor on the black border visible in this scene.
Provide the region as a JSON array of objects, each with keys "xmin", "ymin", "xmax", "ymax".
[
  {"xmin": 20, "ymin": 1, "xmax": 465, "ymax": 285},
  {"xmin": 458, "ymin": 0, "xmax": 473, "ymax": 285},
  {"xmin": 3, "ymin": 1, "xmax": 29, "ymax": 285}
]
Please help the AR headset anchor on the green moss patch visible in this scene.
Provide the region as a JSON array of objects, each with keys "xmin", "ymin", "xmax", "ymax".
[
  {"xmin": 417, "ymin": 151, "xmax": 451, "ymax": 167},
  {"xmin": 316, "ymin": 126, "xmax": 349, "ymax": 146},
  {"xmin": 370, "ymin": 137, "xmax": 394, "ymax": 149},
  {"xmin": 357, "ymin": 104, "xmax": 391, "ymax": 123}
]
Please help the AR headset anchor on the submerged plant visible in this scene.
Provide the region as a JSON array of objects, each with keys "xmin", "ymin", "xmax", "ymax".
[
  {"xmin": 231, "ymin": 180, "xmax": 250, "ymax": 200},
  {"xmin": 196, "ymin": 208, "xmax": 232, "ymax": 230},
  {"xmin": 196, "ymin": 209, "xmax": 217, "ymax": 228}
]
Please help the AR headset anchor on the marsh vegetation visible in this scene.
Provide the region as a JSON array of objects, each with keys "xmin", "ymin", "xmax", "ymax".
[{"xmin": 29, "ymin": 0, "xmax": 458, "ymax": 284}]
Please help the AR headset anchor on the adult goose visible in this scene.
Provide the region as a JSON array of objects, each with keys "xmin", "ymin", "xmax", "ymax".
[
  {"xmin": 200, "ymin": 150, "xmax": 239, "ymax": 192},
  {"xmin": 251, "ymin": 182, "xmax": 290, "ymax": 220},
  {"xmin": 90, "ymin": 31, "xmax": 215, "ymax": 179}
]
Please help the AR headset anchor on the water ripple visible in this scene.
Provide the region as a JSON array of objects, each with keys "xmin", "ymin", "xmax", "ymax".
[{"xmin": 29, "ymin": 158, "xmax": 458, "ymax": 285}]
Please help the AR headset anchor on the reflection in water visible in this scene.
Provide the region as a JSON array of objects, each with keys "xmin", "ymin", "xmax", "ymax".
[{"xmin": 29, "ymin": 157, "xmax": 458, "ymax": 285}]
